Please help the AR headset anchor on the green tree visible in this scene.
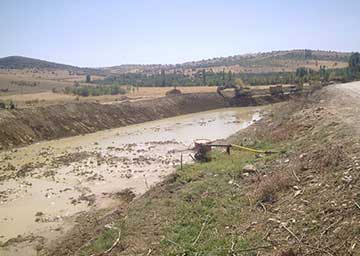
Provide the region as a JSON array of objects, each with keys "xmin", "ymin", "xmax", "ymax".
[
  {"xmin": 202, "ymin": 69, "xmax": 206, "ymax": 86},
  {"xmin": 222, "ymin": 69, "xmax": 225, "ymax": 85},
  {"xmin": 228, "ymin": 70, "xmax": 233, "ymax": 84},
  {"xmin": 296, "ymin": 67, "xmax": 308, "ymax": 78},
  {"xmin": 80, "ymin": 87, "xmax": 89, "ymax": 97},
  {"xmin": 161, "ymin": 69, "xmax": 166, "ymax": 86},
  {"xmin": 304, "ymin": 49, "xmax": 312, "ymax": 59},
  {"xmin": 86, "ymin": 74, "xmax": 91, "ymax": 83},
  {"xmin": 349, "ymin": 52, "xmax": 360, "ymax": 79}
]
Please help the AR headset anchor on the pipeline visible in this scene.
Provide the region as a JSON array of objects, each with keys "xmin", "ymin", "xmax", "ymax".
[{"xmin": 230, "ymin": 144, "xmax": 279, "ymax": 154}]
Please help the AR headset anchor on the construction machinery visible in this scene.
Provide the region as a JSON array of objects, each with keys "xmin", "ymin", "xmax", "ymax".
[
  {"xmin": 289, "ymin": 84, "xmax": 303, "ymax": 94},
  {"xmin": 269, "ymin": 85, "xmax": 284, "ymax": 96},
  {"xmin": 216, "ymin": 84, "xmax": 252, "ymax": 99}
]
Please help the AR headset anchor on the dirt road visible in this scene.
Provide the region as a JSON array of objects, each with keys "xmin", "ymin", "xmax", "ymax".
[{"xmin": 314, "ymin": 81, "xmax": 360, "ymax": 133}]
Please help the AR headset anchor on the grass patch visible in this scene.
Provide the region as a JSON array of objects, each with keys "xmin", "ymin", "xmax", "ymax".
[
  {"xmin": 78, "ymin": 143, "xmax": 281, "ymax": 255},
  {"xmin": 78, "ymin": 222, "xmax": 124, "ymax": 256},
  {"xmin": 155, "ymin": 151, "xmax": 273, "ymax": 255}
]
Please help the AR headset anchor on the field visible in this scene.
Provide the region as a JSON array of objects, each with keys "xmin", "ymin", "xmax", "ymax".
[
  {"xmin": 0, "ymin": 78, "xmax": 219, "ymax": 107},
  {"xmin": 0, "ymin": 69, "xmax": 215, "ymax": 107},
  {"xmin": 0, "ymin": 69, "xmax": 300, "ymax": 109},
  {"xmin": 0, "ymin": 69, "xmax": 105, "ymax": 96}
]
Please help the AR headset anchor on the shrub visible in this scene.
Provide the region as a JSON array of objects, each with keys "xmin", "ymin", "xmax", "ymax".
[
  {"xmin": 253, "ymin": 170, "xmax": 293, "ymax": 203},
  {"xmin": 64, "ymin": 84, "xmax": 126, "ymax": 97}
]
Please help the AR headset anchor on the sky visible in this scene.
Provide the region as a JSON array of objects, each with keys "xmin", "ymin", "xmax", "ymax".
[{"xmin": 0, "ymin": 0, "xmax": 359, "ymax": 67}]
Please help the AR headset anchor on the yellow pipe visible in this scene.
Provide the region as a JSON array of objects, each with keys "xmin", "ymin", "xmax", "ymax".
[{"xmin": 231, "ymin": 144, "xmax": 278, "ymax": 154}]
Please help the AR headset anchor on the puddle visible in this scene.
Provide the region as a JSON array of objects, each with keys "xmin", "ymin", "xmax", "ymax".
[{"xmin": 0, "ymin": 106, "xmax": 262, "ymax": 251}]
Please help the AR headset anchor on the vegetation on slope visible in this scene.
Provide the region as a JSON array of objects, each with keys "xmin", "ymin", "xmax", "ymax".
[
  {"xmin": 0, "ymin": 56, "xmax": 105, "ymax": 75},
  {"xmin": 93, "ymin": 52, "xmax": 359, "ymax": 87},
  {"xmin": 64, "ymin": 83, "xmax": 127, "ymax": 97},
  {"xmin": 0, "ymin": 56, "xmax": 80, "ymax": 70}
]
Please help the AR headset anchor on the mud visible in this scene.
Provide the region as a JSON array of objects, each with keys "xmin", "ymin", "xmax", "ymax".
[
  {"xmin": 0, "ymin": 106, "xmax": 263, "ymax": 255},
  {"xmin": 0, "ymin": 93, "xmax": 286, "ymax": 149}
]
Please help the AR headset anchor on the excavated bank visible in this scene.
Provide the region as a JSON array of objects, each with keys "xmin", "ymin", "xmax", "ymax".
[{"xmin": 0, "ymin": 93, "xmax": 289, "ymax": 149}]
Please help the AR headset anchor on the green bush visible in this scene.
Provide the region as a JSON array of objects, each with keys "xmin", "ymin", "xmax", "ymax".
[{"xmin": 64, "ymin": 84, "xmax": 126, "ymax": 97}]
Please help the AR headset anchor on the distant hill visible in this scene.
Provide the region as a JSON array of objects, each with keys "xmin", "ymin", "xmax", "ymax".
[
  {"xmin": 181, "ymin": 49, "xmax": 351, "ymax": 68},
  {"xmin": 0, "ymin": 49, "xmax": 353, "ymax": 75},
  {"xmin": 105, "ymin": 49, "xmax": 352, "ymax": 75},
  {"xmin": 0, "ymin": 56, "xmax": 105, "ymax": 75},
  {"xmin": 0, "ymin": 56, "xmax": 81, "ymax": 70}
]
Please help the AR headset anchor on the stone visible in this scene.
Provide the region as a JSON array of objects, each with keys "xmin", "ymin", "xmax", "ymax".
[{"xmin": 242, "ymin": 164, "xmax": 257, "ymax": 173}]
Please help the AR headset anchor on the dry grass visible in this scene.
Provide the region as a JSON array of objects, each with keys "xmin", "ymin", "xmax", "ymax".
[
  {"xmin": 128, "ymin": 86, "xmax": 216, "ymax": 97},
  {"xmin": 252, "ymin": 170, "xmax": 294, "ymax": 203},
  {"xmin": 0, "ymin": 85, "xmax": 218, "ymax": 108},
  {"xmin": 300, "ymin": 144, "xmax": 346, "ymax": 172}
]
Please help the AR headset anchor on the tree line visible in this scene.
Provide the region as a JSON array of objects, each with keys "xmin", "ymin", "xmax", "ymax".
[
  {"xmin": 64, "ymin": 83, "xmax": 127, "ymax": 97},
  {"xmin": 90, "ymin": 53, "xmax": 360, "ymax": 87}
]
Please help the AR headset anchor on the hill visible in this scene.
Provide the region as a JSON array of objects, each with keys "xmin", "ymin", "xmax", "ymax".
[
  {"xmin": 0, "ymin": 50, "xmax": 352, "ymax": 75},
  {"xmin": 0, "ymin": 56, "xmax": 81, "ymax": 70},
  {"xmin": 105, "ymin": 49, "xmax": 352, "ymax": 75}
]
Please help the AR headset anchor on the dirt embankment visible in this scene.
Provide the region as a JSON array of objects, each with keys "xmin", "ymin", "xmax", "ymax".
[{"xmin": 0, "ymin": 93, "xmax": 288, "ymax": 149}]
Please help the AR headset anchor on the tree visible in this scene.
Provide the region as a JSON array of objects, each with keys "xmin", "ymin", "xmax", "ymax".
[
  {"xmin": 222, "ymin": 69, "xmax": 225, "ymax": 85},
  {"xmin": 228, "ymin": 70, "xmax": 233, "ymax": 83},
  {"xmin": 110, "ymin": 85, "xmax": 120, "ymax": 95},
  {"xmin": 349, "ymin": 52, "xmax": 360, "ymax": 69},
  {"xmin": 349, "ymin": 52, "xmax": 360, "ymax": 79},
  {"xmin": 202, "ymin": 69, "xmax": 206, "ymax": 86},
  {"xmin": 80, "ymin": 87, "xmax": 89, "ymax": 97},
  {"xmin": 161, "ymin": 69, "xmax": 166, "ymax": 86},
  {"xmin": 304, "ymin": 49, "xmax": 312, "ymax": 59},
  {"xmin": 296, "ymin": 67, "xmax": 308, "ymax": 78},
  {"xmin": 86, "ymin": 74, "xmax": 91, "ymax": 83}
]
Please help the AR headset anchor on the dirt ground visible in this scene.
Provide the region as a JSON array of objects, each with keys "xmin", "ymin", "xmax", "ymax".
[
  {"xmin": 38, "ymin": 81, "xmax": 360, "ymax": 256},
  {"xmin": 222, "ymin": 81, "xmax": 360, "ymax": 255}
]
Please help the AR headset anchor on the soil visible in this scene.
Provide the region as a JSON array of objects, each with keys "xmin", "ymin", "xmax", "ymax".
[{"xmin": 224, "ymin": 81, "xmax": 360, "ymax": 255}]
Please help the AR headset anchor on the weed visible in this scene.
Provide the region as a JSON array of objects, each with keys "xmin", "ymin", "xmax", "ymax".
[{"xmin": 253, "ymin": 170, "xmax": 294, "ymax": 203}]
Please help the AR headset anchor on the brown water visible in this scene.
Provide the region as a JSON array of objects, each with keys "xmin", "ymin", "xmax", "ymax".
[{"xmin": 0, "ymin": 106, "xmax": 262, "ymax": 254}]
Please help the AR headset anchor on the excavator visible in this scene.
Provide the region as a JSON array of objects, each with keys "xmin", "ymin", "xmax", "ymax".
[{"xmin": 216, "ymin": 83, "xmax": 252, "ymax": 99}]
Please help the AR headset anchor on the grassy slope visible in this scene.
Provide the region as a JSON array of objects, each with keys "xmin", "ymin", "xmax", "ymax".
[
  {"xmin": 76, "ymin": 126, "xmax": 287, "ymax": 255},
  {"xmin": 48, "ymin": 91, "xmax": 360, "ymax": 256}
]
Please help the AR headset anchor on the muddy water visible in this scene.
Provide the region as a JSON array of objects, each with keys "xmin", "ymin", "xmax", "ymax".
[{"xmin": 0, "ymin": 106, "xmax": 262, "ymax": 253}]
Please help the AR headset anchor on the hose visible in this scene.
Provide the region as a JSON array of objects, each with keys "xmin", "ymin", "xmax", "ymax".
[{"xmin": 230, "ymin": 144, "xmax": 279, "ymax": 154}]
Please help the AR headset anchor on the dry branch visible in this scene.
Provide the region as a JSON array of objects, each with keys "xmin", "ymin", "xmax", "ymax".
[{"xmin": 192, "ymin": 215, "xmax": 210, "ymax": 246}]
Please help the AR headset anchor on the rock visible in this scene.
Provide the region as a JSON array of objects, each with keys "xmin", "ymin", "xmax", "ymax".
[
  {"xmin": 342, "ymin": 175, "xmax": 353, "ymax": 184},
  {"xmin": 35, "ymin": 211, "xmax": 44, "ymax": 217},
  {"xmin": 333, "ymin": 226, "xmax": 342, "ymax": 234},
  {"xmin": 242, "ymin": 164, "xmax": 257, "ymax": 173},
  {"xmin": 299, "ymin": 153, "xmax": 307, "ymax": 159}
]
